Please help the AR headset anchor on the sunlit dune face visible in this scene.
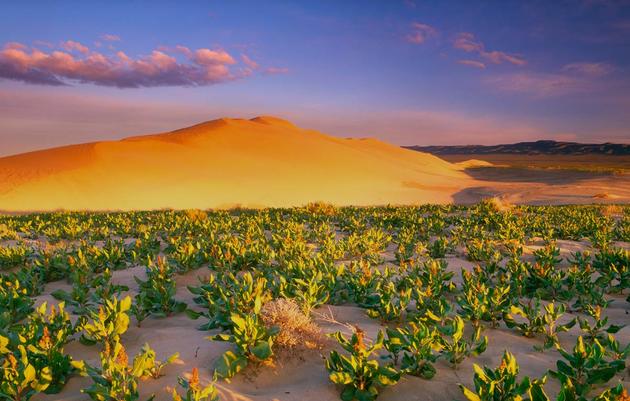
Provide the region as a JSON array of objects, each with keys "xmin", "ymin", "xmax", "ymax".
[{"xmin": 0, "ymin": 116, "xmax": 472, "ymax": 211}]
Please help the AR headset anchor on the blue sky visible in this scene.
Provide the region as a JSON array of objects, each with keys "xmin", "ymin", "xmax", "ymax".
[{"xmin": 0, "ymin": 0, "xmax": 629, "ymax": 156}]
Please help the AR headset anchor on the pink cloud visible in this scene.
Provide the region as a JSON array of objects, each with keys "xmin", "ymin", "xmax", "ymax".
[
  {"xmin": 406, "ymin": 22, "xmax": 437, "ymax": 44},
  {"xmin": 561, "ymin": 62, "xmax": 614, "ymax": 77},
  {"xmin": 61, "ymin": 40, "xmax": 90, "ymax": 55},
  {"xmin": 241, "ymin": 54, "xmax": 259, "ymax": 70},
  {"xmin": 265, "ymin": 66, "xmax": 289, "ymax": 74},
  {"xmin": 457, "ymin": 59, "xmax": 486, "ymax": 69},
  {"xmin": 0, "ymin": 41, "xmax": 251, "ymax": 88},
  {"xmin": 453, "ymin": 32, "xmax": 525, "ymax": 66},
  {"xmin": 101, "ymin": 34, "xmax": 121, "ymax": 42}
]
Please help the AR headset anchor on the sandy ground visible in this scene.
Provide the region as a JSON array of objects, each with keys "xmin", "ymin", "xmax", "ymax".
[
  {"xmin": 30, "ymin": 240, "xmax": 630, "ymax": 401},
  {"xmin": 0, "ymin": 116, "xmax": 628, "ymax": 211},
  {"xmin": 454, "ymin": 167, "xmax": 630, "ymax": 205}
]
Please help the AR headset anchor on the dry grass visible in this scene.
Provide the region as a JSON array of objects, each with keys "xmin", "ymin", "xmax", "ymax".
[
  {"xmin": 601, "ymin": 204, "xmax": 624, "ymax": 218},
  {"xmin": 261, "ymin": 298, "xmax": 324, "ymax": 353},
  {"xmin": 486, "ymin": 196, "xmax": 513, "ymax": 212}
]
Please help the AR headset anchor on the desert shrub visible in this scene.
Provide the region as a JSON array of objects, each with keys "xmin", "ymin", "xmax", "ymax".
[{"xmin": 260, "ymin": 298, "xmax": 323, "ymax": 351}]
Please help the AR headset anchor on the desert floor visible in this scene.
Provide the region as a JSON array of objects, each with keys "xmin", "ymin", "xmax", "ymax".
[{"xmin": 22, "ymin": 236, "xmax": 629, "ymax": 401}]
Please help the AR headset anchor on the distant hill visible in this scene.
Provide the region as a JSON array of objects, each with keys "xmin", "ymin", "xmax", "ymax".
[{"xmin": 405, "ymin": 140, "xmax": 630, "ymax": 156}]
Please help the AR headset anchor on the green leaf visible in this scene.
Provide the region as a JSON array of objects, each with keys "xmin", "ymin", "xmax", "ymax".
[
  {"xmin": 459, "ymin": 385, "xmax": 482, "ymax": 401},
  {"xmin": 251, "ymin": 340, "xmax": 273, "ymax": 360}
]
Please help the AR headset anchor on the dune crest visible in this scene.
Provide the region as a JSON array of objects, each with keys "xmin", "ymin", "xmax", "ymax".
[{"xmin": 0, "ymin": 117, "xmax": 472, "ymax": 211}]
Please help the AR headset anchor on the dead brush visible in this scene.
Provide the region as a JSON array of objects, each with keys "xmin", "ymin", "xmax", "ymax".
[{"xmin": 260, "ymin": 298, "xmax": 324, "ymax": 355}]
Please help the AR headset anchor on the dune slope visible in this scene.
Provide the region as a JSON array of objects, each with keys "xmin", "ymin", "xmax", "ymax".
[{"xmin": 0, "ymin": 116, "xmax": 471, "ymax": 211}]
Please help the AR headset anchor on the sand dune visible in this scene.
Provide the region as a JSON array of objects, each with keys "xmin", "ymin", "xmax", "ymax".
[{"xmin": 0, "ymin": 116, "xmax": 471, "ymax": 211}]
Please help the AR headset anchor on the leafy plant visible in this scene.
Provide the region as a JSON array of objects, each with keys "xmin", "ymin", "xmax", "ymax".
[
  {"xmin": 549, "ymin": 336, "xmax": 625, "ymax": 399},
  {"xmin": 459, "ymin": 351, "xmax": 533, "ymax": 401},
  {"xmin": 384, "ymin": 322, "xmax": 440, "ymax": 379},
  {"xmin": 82, "ymin": 341, "xmax": 155, "ymax": 401},
  {"xmin": 171, "ymin": 368, "xmax": 218, "ymax": 401},
  {"xmin": 437, "ymin": 316, "xmax": 488, "ymax": 368},
  {"xmin": 325, "ymin": 328, "xmax": 400, "ymax": 401},
  {"xmin": 0, "ymin": 335, "xmax": 52, "ymax": 401},
  {"xmin": 504, "ymin": 299, "xmax": 576, "ymax": 351},
  {"xmin": 80, "ymin": 296, "xmax": 132, "ymax": 352},
  {"xmin": 211, "ymin": 311, "xmax": 279, "ymax": 379},
  {"xmin": 577, "ymin": 305, "xmax": 624, "ymax": 344},
  {"xmin": 19, "ymin": 302, "xmax": 83, "ymax": 393},
  {"xmin": 133, "ymin": 343, "xmax": 178, "ymax": 379},
  {"xmin": 134, "ymin": 257, "xmax": 186, "ymax": 319}
]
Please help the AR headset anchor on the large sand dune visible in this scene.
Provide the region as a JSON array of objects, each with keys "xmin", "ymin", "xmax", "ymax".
[{"xmin": 0, "ymin": 116, "xmax": 471, "ymax": 211}]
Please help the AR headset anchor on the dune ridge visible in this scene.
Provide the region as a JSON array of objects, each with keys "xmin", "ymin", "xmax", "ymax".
[{"xmin": 0, "ymin": 116, "xmax": 472, "ymax": 211}]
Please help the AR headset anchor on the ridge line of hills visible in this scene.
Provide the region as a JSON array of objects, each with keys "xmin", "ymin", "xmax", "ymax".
[{"xmin": 404, "ymin": 140, "xmax": 630, "ymax": 156}]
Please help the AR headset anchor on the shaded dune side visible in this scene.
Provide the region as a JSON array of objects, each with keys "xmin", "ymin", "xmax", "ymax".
[{"xmin": 0, "ymin": 117, "xmax": 472, "ymax": 211}]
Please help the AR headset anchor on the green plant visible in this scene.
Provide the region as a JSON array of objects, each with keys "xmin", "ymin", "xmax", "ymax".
[
  {"xmin": 428, "ymin": 237, "xmax": 450, "ymax": 258},
  {"xmin": 211, "ymin": 311, "xmax": 279, "ymax": 379},
  {"xmin": 0, "ymin": 335, "xmax": 52, "ymax": 401},
  {"xmin": 0, "ymin": 244, "xmax": 31, "ymax": 270},
  {"xmin": 281, "ymin": 271, "xmax": 330, "ymax": 316},
  {"xmin": 364, "ymin": 281, "xmax": 411, "ymax": 323},
  {"xmin": 504, "ymin": 299, "xmax": 575, "ymax": 351},
  {"xmin": 187, "ymin": 272, "xmax": 271, "ymax": 331},
  {"xmin": 0, "ymin": 277, "xmax": 34, "ymax": 330},
  {"xmin": 19, "ymin": 302, "xmax": 83, "ymax": 393},
  {"xmin": 80, "ymin": 296, "xmax": 132, "ymax": 352},
  {"xmin": 457, "ymin": 269, "xmax": 512, "ymax": 329},
  {"xmin": 577, "ymin": 306, "xmax": 624, "ymax": 344},
  {"xmin": 326, "ymin": 328, "xmax": 400, "ymax": 401},
  {"xmin": 459, "ymin": 351, "xmax": 533, "ymax": 401},
  {"xmin": 82, "ymin": 342, "xmax": 155, "ymax": 401},
  {"xmin": 437, "ymin": 316, "xmax": 488, "ymax": 368},
  {"xmin": 133, "ymin": 343, "xmax": 178, "ymax": 379},
  {"xmin": 603, "ymin": 334, "xmax": 630, "ymax": 361},
  {"xmin": 549, "ymin": 336, "xmax": 625, "ymax": 399},
  {"xmin": 171, "ymin": 368, "xmax": 218, "ymax": 401},
  {"xmin": 384, "ymin": 322, "xmax": 440, "ymax": 379},
  {"xmin": 134, "ymin": 257, "xmax": 186, "ymax": 319}
]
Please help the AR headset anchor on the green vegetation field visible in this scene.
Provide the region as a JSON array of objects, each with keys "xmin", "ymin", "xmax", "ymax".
[{"xmin": 0, "ymin": 202, "xmax": 629, "ymax": 401}]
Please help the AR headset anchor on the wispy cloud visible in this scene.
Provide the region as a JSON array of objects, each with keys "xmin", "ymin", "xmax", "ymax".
[
  {"xmin": 0, "ymin": 40, "xmax": 265, "ymax": 88},
  {"xmin": 561, "ymin": 62, "xmax": 614, "ymax": 77},
  {"xmin": 486, "ymin": 60, "xmax": 617, "ymax": 97},
  {"xmin": 265, "ymin": 66, "xmax": 289, "ymax": 74},
  {"xmin": 406, "ymin": 22, "xmax": 437, "ymax": 44},
  {"xmin": 241, "ymin": 54, "xmax": 259, "ymax": 70},
  {"xmin": 485, "ymin": 72, "xmax": 590, "ymax": 97},
  {"xmin": 453, "ymin": 32, "xmax": 526, "ymax": 66},
  {"xmin": 457, "ymin": 59, "xmax": 486, "ymax": 69},
  {"xmin": 100, "ymin": 34, "xmax": 121, "ymax": 42}
]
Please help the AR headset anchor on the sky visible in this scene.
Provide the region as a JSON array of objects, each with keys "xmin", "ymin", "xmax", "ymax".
[{"xmin": 0, "ymin": 0, "xmax": 629, "ymax": 157}]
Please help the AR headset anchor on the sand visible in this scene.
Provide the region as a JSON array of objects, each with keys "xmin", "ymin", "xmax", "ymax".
[
  {"xmin": 0, "ymin": 116, "xmax": 472, "ymax": 211},
  {"xmin": 1, "ymin": 116, "xmax": 629, "ymax": 211},
  {"xmin": 28, "ymin": 239, "xmax": 629, "ymax": 401}
]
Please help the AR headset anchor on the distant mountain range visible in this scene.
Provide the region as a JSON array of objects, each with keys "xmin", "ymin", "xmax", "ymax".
[{"xmin": 405, "ymin": 140, "xmax": 630, "ymax": 156}]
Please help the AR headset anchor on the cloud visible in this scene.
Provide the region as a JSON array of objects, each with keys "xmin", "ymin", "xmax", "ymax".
[
  {"xmin": 101, "ymin": 34, "xmax": 121, "ymax": 42},
  {"xmin": 0, "ymin": 41, "xmax": 254, "ymax": 88},
  {"xmin": 61, "ymin": 40, "xmax": 90, "ymax": 54},
  {"xmin": 561, "ymin": 62, "xmax": 614, "ymax": 77},
  {"xmin": 265, "ymin": 66, "xmax": 289, "ymax": 74},
  {"xmin": 453, "ymin": 32, "xmax": 526, "ymax": 66},
  {"xmin": 406, "ymin": 22, "xmax": 437, "ymax": 44},
  {"xmin": 485, "ymin": 72, "xmax": 589, "ymax": 97},
  {"xmin": 457, "ymin": 59, "xmax": 486, "ymax": 69},
  {"xmin": 241, "ymin": 54, "xmax": 259, "ymax": 70}
]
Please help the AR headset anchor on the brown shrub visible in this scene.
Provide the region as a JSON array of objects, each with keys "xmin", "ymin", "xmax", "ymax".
[{"xmin": 261, "ymin": 298, "xmax": 323, "ymax": 352}]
